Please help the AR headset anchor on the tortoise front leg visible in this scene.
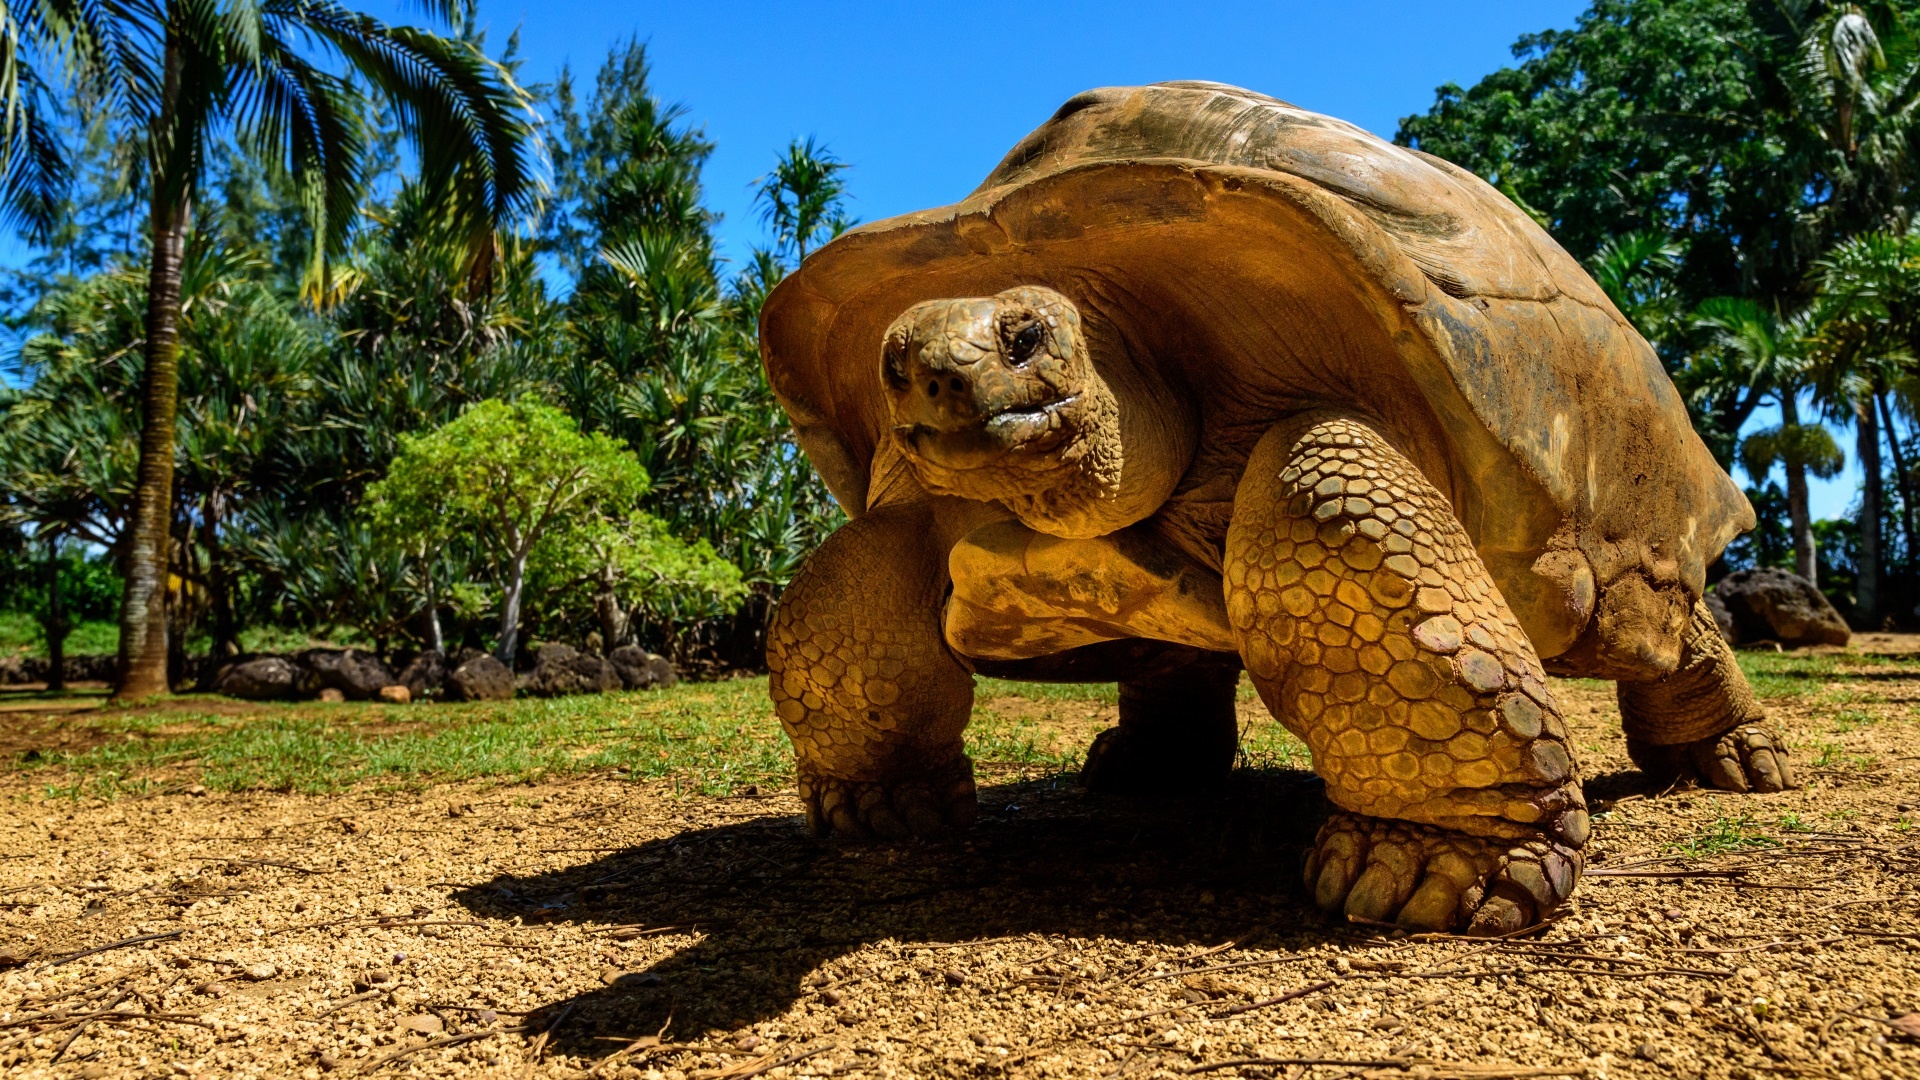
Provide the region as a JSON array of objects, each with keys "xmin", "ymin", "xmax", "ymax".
[
  {"xmin": 1226, "ymin": 414, "xmax": 1589, "ymax": 933},
  {"xmin": 768, "ymin": 502, "xmax": 976, "ymax": 839},
  {"xmin": 1619, "ymin": 600, "xmax": 1794, "ymax": 793}
]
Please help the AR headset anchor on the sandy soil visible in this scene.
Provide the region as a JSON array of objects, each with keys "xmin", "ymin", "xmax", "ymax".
[{"xmin": 2, "ymin": 665, "xmax": 1918, "ymax": 1080}]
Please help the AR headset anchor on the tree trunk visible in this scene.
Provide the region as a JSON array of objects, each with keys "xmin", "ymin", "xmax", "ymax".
[
  {"xmin": 1877, "ymin": 390, "xmax": 1917, "ymax": 596},
  {"xmin": 205, "ymin": 491, "xmax": 237, "ymax": 658},
  {"xmin": 43, "ymin": 533, "xmax": 67, "ymax": 693},
  {"xmin": 1857, "ymin": 395, "xmax": 1883, "ymax": 626},
  {"xmin": 115, "ymin": 26, "xmax": 192, "ymax": 701},
  {"xmin": 114, "ymin": 193, "xmax": 191, "ymax": 698},
  {"xmin": 497, "ymin": 551, "xmax": 527, "ymax": 665},
  {"xmin": 424, "ymin": 565, "xmax": 444, "ymax": 655},
  {"xmin": 594, "ymin": 563, "xmax": 628, "ymax": 648},
  {"xmin": 1781, "ymin": 394, "xmax": 1818, "ymax": 585}
]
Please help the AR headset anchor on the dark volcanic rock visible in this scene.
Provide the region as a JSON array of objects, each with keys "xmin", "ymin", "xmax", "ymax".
[
  {"xmin": 526, "ymin": 644, "xmax": 619, "ymax": 697},
  {"xmin": 1704, "ymin": 590, "xmax": 1736, "ymax": 644},
  {"xmin": 1713, "ymin": 568, "xmax": 1851, "ymax": 647},
  {"xmin": 446, "ymin": 655, "xmax": 514, "ymax": 702},
  {"xmin": 215, "ymin": 657, "xmax": 318, "ymax": 700},
  {"xmin": 608, "ymin": 645, "xmax": 678, "ymax": 690},
  {"xmin": 0, "ymin": 654, "xmax": 120, "ymax": 685},
  {"xmin": 396, "ymin": 650, "xmax": 449, "ymax": 700},
  {"xmin": 300, "ymin": 648, "xmax": 397, "ymax": 701}
]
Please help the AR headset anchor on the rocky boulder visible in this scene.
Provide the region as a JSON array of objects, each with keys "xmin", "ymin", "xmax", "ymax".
[
  {"xmin": 300, "ymin": 648, "xmax": 397, "ymax": 701},
  {"xmin": 608, "ymin": 645, "xmax": 678, "ymax": 690},
  {"xmin": 396, "ymin": 650, "xmax": 449, "ymax": 700},
  {"xmin": 526, "ymin": 644, "xmax": 619, "ymax": 697},
  {"xmin": 215, "ymin": 657, "xmax": 318, "ymax": 701},
  {"xmin": 1713, "ymin": 568, "xmax": 1851, "ymax": 647},
  {"xmin": 1704, "ymin": 591, "xmax": 1736, "ymax": 645},
  {"xmin": 445, "ymin": 655, "xmax": 514, "ymax": 702}
]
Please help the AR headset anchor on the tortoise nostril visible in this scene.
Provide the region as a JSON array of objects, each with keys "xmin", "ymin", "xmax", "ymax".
[
  {"xmin": 948, "ymin": 376, "xmax": 965, "ymax": 394},
  {"xmin": 927, "ymin": 380, "xmax": 939, "ymax": 398}
]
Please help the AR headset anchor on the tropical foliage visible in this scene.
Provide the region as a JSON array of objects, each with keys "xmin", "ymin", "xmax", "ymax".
[
  {"xmin": 0, "ymin": 37, "xmax": 844, "ymax": 686},
  {"xmin": 1400, "ymin": 0, "xmax": 1920, "ymax": 624}
]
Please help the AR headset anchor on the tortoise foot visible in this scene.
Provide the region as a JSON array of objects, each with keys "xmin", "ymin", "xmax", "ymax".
[
  {"xmin": 1628, "ymin": 723, "xmax": 1795, "ymax": 794},
  {"xmin": 1079, "ymin": 725, "xmax": 1232, "ymax": 795},
  {"xmin": 1305, "ymin": 811, "xmax": 1583, "ymax": 934},
  {"xmin": 797, "ymin": 756, "xmax": 978, "ymax": 840}
]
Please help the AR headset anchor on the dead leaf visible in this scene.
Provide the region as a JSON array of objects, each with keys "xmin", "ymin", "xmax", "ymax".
[{"xmin": 396, "ymin": 1014, "xmax": 443, "ymax": 1036}]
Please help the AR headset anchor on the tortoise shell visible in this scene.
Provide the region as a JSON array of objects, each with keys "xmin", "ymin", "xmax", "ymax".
[{"xmin": 759, "ymin": 81, "xmax": 1751, "ymax": 656}]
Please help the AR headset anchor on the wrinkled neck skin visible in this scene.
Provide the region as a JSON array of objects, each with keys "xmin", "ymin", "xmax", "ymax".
[{"xmin": 907, "ymin": 311, "xmax": 1197, "ymax": 539}]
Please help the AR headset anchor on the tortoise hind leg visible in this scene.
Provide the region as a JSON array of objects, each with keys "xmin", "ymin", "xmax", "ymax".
[
  {"xmin": 1081, "ymin": 650, "xmax": 1241, "ymax": 794},
  {"xmin": 1619, "ymin": 600, "xmax": 1794, "ymax": 793},
  {"xmin": 1226, "ymin": 413, "xmax": 1589, "ymax": 933}
]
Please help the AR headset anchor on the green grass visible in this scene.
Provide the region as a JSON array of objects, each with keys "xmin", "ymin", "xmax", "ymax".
[
  {"xmin": 1241, "ymin": 720, "xmax": 1309, "ymax": 770},
  {"xmin": 0, "ymin": 611, "xmax": 119, "ymax": 659},
  {"xmin": 975, "ymin": 677, "xmax": 1120, "ymax": 706},
  {"xmin": 22, "ymin": 680, "xmax": 788, "ymax": 799},
  {"xmin": 1669, "ymin": 812, "xmax": 1780, "ymax": 856},
  {"xmin": 24, "ymin": 648, "xmax": 1891, "ymax": 803},
  {"xmin": 15, "ymin": 676, "xmax": 1150, "ymax": 800}
]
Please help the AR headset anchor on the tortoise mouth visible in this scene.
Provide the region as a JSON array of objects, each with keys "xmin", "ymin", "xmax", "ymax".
[{"xmin": 899, "ymin": 394, "xmax": 1082, "ymax": 470}]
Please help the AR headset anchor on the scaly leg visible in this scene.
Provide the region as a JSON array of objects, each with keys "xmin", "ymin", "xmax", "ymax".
[
  {"xmin": 1081, "ymin": 649, "xmax": 1242, "ymax": 794},
  {"xmin": 1226, "ymin": 414, "xmax": 1589, "ymax": 932},
  {"xmin": 1620, "ymin": 600, "xmax": 1794, "ymax": 793},
  {"xmin": 768, "ymin": 502, "xmax": 976, "ymax": 839}
]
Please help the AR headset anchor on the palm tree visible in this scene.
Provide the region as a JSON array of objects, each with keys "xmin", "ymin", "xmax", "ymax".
[
  {"xmin": 1588, "ymin": 229, "xmax": 1688, "ymax": 347},
  {"xmin": 1771, "ymin": 2, "xmax": 1920, "ymax": 246},
  {"xmin": 1693, "ymin": 297, "xmax": 1841, "ymax": 584},
  {"xmin": 0, "ymin": 0, "xmax": 539, "ymax": 697},
  {"xmin": 755, "ymin": 137, "xmax": 850, "ymax": 264},
  {"xmin": 1813, "ymin": 230, "xmax": 1920, "ymax": 623}
]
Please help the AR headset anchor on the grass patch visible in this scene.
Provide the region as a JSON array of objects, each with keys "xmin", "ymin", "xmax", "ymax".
[
  {"xmin": 1242, "ymin": 719, "xmax": 1309, "ymax": 770},
  {"xmin": 22, "ymin": 680, "xmax": 790, "ymax": 798},
  {"xmin": 975, "ymin": 678, "xmax": 1119, "ymax": 706},
  {"xmin": 1669, "ymin": 813, "xmax": 1779, "ymax": 857},
  {"xmin": 0, "ymin": 611, "xmax": 119, "ymax": 659},
  {"xmin": 16, "ymin": 676, "xmax": 1143, "ymax": 798},
  {"xmin": 1831, "ymin": 709, "xmax": 1879, "ymax": 733}
]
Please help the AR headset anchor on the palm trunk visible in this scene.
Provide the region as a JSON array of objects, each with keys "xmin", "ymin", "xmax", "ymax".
[
  {"xmin": 1781, "ymin": 394, "xmax": 1818, "ymax": 585},
  {"xmin": 496, "ymin": 551, "xmax": 527, "ymax": 664},
  {"xmin": 44, "ymin": 533, "xmax": 67, "ymax": 693},
  {"xmin": 205, "ymin": 491, "xmax": 237, "ymax": 657},
  {"xmin": 114, "ymin": 29, "xmax": 192, "ymax": 700},
  {"xmin": 1876, "ymin": 390, "xmax": 1917, "ymax": 590},
  {"xmin": 115, "ymin": 193, "xmax": 191, "ymax": 698},
  {"xmin": 1857, "ymin": 395, "xmax": 1883, "ymax": 626}
]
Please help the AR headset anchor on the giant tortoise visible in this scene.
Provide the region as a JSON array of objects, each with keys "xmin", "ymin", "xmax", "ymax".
[{"xmin": 757, "ymin": 81, "xmax": 1789, "ymax": 933}]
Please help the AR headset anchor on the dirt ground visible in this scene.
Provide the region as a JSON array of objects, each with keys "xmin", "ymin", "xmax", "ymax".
[{"xmin": 3, "ymin": 652, "xmax": 1919, "ymax": 1080}]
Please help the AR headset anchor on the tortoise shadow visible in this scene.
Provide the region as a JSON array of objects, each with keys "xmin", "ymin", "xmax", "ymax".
[
  {"xmin": 447, "ymin": 768, "xmax": 1332, "ymax": 1058},
  {"xmin": 446, "ymin": 761, "xmax": 1697, "ymax": 1058}
]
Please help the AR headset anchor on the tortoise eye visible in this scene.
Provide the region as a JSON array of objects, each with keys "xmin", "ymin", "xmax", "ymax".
[{"xmin": 1008, "ymin": 321, "xmax": 1045, "ymax": 364}]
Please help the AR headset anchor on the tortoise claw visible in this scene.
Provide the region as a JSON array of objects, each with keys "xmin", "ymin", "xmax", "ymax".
[
  {"xmin": 1305, "ymin": 812, "xmax": 1582, "ymax": 934},
  {"xmin": 1629, "ymin": 723, "xmax": 1797, "ymax": 795},
  {"xmin": 797, "ymin": 756, "xmax": 978, "ymax": 841}
]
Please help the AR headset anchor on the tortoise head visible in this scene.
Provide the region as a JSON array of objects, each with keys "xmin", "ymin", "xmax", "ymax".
[{"xmin": 880, "ymin": 285, "xmax": 1191, "ymax": 538}]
